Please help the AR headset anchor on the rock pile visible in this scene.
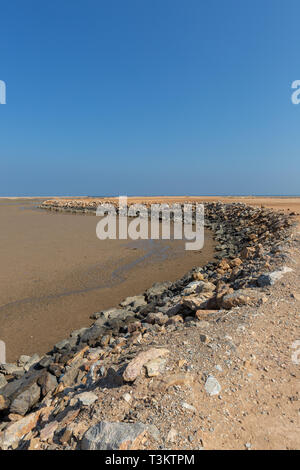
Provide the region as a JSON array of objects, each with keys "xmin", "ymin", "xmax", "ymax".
[{"xmin": 0, "ymin": 201, "xmax": 296, "ymax": 450}]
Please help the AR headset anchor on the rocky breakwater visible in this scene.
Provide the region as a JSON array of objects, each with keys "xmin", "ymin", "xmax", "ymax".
[
  {"xmin": 0, "ymin": 202, "xmax": 296, "ymax": 449},
  {"xmin": 40, "ymin": 198, "xmax": 103, "ymax": 214}
]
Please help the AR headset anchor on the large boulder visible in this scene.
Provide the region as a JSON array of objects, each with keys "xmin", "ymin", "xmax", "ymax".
[
  {"xmin": 123, "ymin": 348, "xmax": 169, "ymax": 382},
  {"xmin": 220, "ymin": 288, "xmax": 265, "ymax": 309},
  {"xmin": 10, "ymin": 382, "xmax": 41, "ymax": 416},
  {"xmin": 0, "ymin": 369, "xmax": 43, "ymax": 414},
  {"xmin": 81, "ymin": 421, "xmax": 147, "ymax": 450},
  {"xmin": 0, "ymin": 409, "xmax": 43, "ymax": 450}
]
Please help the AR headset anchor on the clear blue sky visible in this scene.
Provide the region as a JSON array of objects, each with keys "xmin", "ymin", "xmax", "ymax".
[{"xmin": 0, "ymin": 0, "xmax": 299, "ymax": 196}]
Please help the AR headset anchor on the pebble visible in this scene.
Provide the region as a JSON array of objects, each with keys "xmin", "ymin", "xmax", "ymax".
[
  {"xmin": 76, "ymin": 392, "xmax": 98, "ymax": 407},
  {"xmin": 122, "ymin": 393, "xmax": 132, "ymax": 403},
  {"xmin": 204, "ymin": 375, "xmax": 222, "ymax": 396},
  {"xmin": 182, "ymin": 402, "xmax": 197, "ymax": 412}
]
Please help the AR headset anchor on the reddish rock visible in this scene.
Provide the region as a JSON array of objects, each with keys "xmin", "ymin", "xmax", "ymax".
[
  {"xmin": 0, "ymin": 408, "xmax": 43, "ymax": 450},
  {"xmin": 123, "ymin": 348, "xmax": 169, "ymax": 382},
  {"xmin": 40, "ymin": 421, "xmax": 59, "ymax": 442},
  {"xmin": 230, "ymin": 257, "xmax": 243, "ymax": 267}
]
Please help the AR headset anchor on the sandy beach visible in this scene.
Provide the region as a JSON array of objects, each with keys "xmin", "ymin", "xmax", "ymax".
[
  {"xmin": 0, "ymin": 196, "xmax": 299, "ymax": 451},
  {"xmin": 2, "ymin": 194, "xmax": 299, "ymax": 362},
  {"xmin": 0, "ymin": 198, "xmax": 215, "ymax": 362}
]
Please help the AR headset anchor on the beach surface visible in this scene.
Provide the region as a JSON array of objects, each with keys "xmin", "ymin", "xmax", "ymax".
[
  {"xmin": 1, "ymin": 195, "xmax": 299, "ymax": 362},
  {"xmin": 0, "ymin": 198, "xmax": 215, "ymax": 362},
  {"xmin": 0, "ymin": 196, "xmax": 299, "ymax": 450}
]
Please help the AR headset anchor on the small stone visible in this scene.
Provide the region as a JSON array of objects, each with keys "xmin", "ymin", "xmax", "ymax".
[
  {"xmin": 17, "ymin": 355, "xmax": 31, "ymax": 367},
  {"xmin": 166, "ymin": 428, "xmax": 177, "ymax": 443},
  {"xmin": 146, "ymin": 424, "xmax": 160, "ymax": 442},
  {"xmin": 0, "ymin": 363, "xmax": 24, "ymax": 377},
  {"xmin": 205, "ymin": 375, "xmax": 221, "ymax": 396},
  {"xmin": 127, "ymin": 321, "xmax": 142, "ymax": 333},
  {"xmin": 54, "ymin": 339, "xmax": 70, "ymax": 351},
  {"xmin": 199, "ymin": 334, "xmax": 211, "ymax": 344},
  {"xmin": 7, "ymin": 413, "xmax": 23, "ymax": 422},
  {"xmin": 122, "ymin": 393, "xmax": 132, "ymax": 403},
  {"xmin": 182, "ymin": 295, "xmax": 213, "ymax": 311},
  {"xmin": 145, "ymin": 312, "xmax": 168, "ymax": 325},
  {"xmin": 183, "ymin": 280, "xmax": 216, "ymax": 295},
  {"xmin": 76, "ymin": 391, "xmax": 98, "ymax": 407},
  {"xmin": 221, "ymin": 291, "xmax": 250, "ymax": 309},
  {"xmin": 38, "ymin": 356, "xmax": 53, "ymax": 369},
  {"xmin": 40, "ymin": 421, "xmax": 59, "ymax": 441},
  {"xmin": 24, "ymin": 354, "xmax": 40, "ymax": 371},
  {"xmin": 193, "ymin": 272, "xmax": 205, "ymax": 281},
  {"xmin": 196, "ymin": 310, "xmax": 218, "ymax": 319},
  {"xmin": 61, "ymin": 363, "xmax": 85, "ymax": 387},
  {"xmin": 162, "ymin": 373, "xmax": 194, "ymax": 391},
  {"xmin": 120, "ymin": 295, "xmax": 147, "ymax": 311},
  {"xmin": 100, "ymin": 335, "xmax": 111, "ymax": 347},
  {"xmin": 10, "ymin": 382, "xmax": 41, "ymax": 416},
  {"xmin": 241, "ymin": 246, "xmax": 255, "ymax": 259},
  {"xmin": 230, "ymin": 258, "xmax": 242, "ymax": 267},
  {"xmin": 87, "ymin": 347, "xmax": 104, "ymax": 361},
  {"xmin": 0, "ymin": 374, "xmax": 7, "ymax": 389},
  {"xmin": 0, "ymin": 395, "xmax": 10, "ymax": 411},
  {"xmin": 178, "ymin": 359, "xmax": 187, "ymax": 368},
  {"xmin": 145, "ymin": 357, "xmax": 167, "ymax": 377},
  {"xmin": 182, "ymin": 402, "xmax": 197, "ymax": 412},
  {"xmin": 28, "ymin": 438, "xmax": 42, "ymax": 450},
  {"xmin": 60, "ymin": 427, "xmax": 73, "ymax": 444},
  {"xmin": 38, "ymin": 372, "xmax": 57, "ymax": 396},
  {"xmin": 165, "ymin": 315, "xmax": 183, "ymax": 326}
]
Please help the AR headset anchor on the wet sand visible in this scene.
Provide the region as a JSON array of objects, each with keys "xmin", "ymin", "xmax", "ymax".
[{"xmin": 0, "ymin": 199, "xmax": 215, "ymax": 362}]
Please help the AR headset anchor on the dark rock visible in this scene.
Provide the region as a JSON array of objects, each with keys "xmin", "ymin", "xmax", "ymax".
[
  {"xmin": 10, "ymin": 382, "xmax": 41, "ymax": 415},
  {"xmin": 37, "ymin": 372, "xmax": 58, "ymax": 396},
  {"xmin": 145, "ymin": 281, "xmax": 172, "ymax": 302}
]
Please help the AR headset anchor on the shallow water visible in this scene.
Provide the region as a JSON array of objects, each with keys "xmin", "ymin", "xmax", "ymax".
[{"xmin": 0, "ymin": 199, "xmax": 215, "ymax": 361}]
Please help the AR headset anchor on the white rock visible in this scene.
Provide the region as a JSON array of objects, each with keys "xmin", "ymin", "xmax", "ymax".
[
  {"xmin": 76, "ymin": 392, "xmax": 98, "ymax": 406},
  {"xmin": 205, "ymin": 375, "xmax": 221, "ymax": 396},
  {"xmin": 182, "ymin": 402, "xmax": 197, "ymax": 412},
  {"xmin": 122, "ymin": 393, "xmax": 132, "ymax": 403},
  {"xmin": 166, "ymin": 428, "xmax": 178, "ymax": 443}
]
